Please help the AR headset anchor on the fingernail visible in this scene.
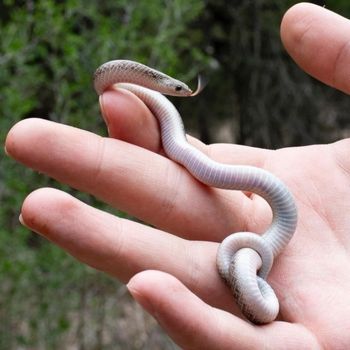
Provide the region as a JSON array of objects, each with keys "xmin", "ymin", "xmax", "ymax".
[
  {"xmin": 99, "ymin": 94, "xmax": 110, "ymax": 134},
  {"xmin": 99, "ymin": 94, "xmax": 111, "ymax": 135},
  {"xmin": 19, "ymin": 213, "xmax": 28, "ymax": 228},
  {"xmin": 4, "ymin": 145, "xmax": 9, "ymax": 156}
]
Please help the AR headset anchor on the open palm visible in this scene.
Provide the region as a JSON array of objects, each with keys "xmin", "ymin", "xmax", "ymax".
[{"xmin": 5, "ymin": 3, "xmax": 350, "ymax": 349}]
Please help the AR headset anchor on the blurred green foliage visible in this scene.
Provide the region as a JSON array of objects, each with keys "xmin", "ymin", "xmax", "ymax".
[
  {"xmin": 1, "ymin": 0, "xmax": 350, "ymax": 349},
  {"xmin": 0, "ymin": 0, "xmax": 206, "ymax": 348}
]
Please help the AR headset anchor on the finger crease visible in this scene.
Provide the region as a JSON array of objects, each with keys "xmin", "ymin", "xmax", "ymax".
[{"xmin": 91, "ymin": 136, "xmax": 108, "ymax": 189}]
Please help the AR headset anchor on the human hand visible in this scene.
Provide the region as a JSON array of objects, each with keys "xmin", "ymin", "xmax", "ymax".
[{"xmin": 5, "ymin": 3, "xmax": 350, "ymax": 349}]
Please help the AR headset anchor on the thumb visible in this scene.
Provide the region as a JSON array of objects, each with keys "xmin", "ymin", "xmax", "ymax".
[{"xmin": 280, "ymin": 3, "xmax": 350, "ymax": 94}]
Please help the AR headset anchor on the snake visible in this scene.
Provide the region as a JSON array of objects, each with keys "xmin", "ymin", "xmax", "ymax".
[{"xmin": 93, "ymin": 60, "xmax": 298, "ymax": 324}]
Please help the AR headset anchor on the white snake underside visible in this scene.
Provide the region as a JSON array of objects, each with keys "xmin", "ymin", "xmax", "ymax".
[{"xmin": 93, "ymin": 59, "xmax": 298, "ymax": 324}]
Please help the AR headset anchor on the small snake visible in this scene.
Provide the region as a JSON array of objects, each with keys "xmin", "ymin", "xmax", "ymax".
[{"xmin": 93, "ymin": 60, "xmax": 298, "ymax": 324}]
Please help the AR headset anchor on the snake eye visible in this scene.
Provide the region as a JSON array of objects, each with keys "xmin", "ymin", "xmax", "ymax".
[{"xmin": 175, "ymin": 85, "xmax": 182, "ymax": 91}]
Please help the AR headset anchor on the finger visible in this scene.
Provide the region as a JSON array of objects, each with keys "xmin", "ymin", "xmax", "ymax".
[
  {"xmin": 281, "ymin": 3, "xmax": 350, "ymax": 94},
  {"xmin": 127, "ymin": 270, "xmax": 319, "ymax": 350},
  {"xmin": 20, "ymin": 188, "xmax": 234, "ymax": 311},
  {"xmin": 100, "ymin": 89, "xmax": 205, "ymax": 153},
  {"xmin": 6, "ymin": 118, "xmax": 262, "ymax": 241},
  {"xmin": 100, "ymin": 89, "xmax": 271, "ymax": 167},
  {"xmin": 100, "ymin": 89, "xmax": 162, "ymax": 152}
]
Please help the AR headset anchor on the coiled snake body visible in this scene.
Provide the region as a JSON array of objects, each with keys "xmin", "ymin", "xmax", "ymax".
[{"xmin": 93, "ymin": 60, "xmax": 298, "ymax": 324}]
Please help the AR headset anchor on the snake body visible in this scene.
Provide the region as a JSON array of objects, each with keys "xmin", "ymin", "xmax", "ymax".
[{"xmin": 93, "ymin": 60, "xmax": 298, "ymax": 324}]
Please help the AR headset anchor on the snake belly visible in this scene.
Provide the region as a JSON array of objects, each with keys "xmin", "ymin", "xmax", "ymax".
[{"xmin": 93, "ymin": 59, "xmax": 298, "ymax": 324}]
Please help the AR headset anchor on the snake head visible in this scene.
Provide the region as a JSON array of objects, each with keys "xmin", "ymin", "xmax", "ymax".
[{"xmin": 162, "ymin": 78, "xmax": 193, "ymax": 97}]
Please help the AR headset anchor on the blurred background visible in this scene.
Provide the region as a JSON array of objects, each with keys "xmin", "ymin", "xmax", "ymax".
[{"xmin": 1, "ymin": 0, "xmax": 350, "ymax": 349}]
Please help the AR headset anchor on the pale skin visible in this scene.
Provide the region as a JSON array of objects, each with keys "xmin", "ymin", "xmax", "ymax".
[{"xmin": 4, "ymin": 3, "xmax": 350, "ymax": 349}]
